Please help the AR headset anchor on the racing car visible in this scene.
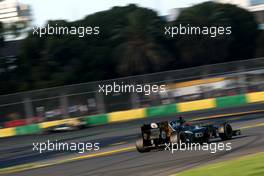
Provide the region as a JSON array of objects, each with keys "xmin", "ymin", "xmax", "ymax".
[
  {"xmin": 42, "ymin": 118, "xmax": 86, "ymax": 134},
  {"xmin": 135, "ymin": 117, "xmax": 241, "ymax": 153}
]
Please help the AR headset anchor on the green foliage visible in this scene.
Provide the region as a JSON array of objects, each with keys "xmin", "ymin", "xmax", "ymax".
[
  {"xmin": 111, "ymin": 6, "xmax": 170, "ymax": 75},
  {"xmin": 255, "ymin": 30, "xmax": 264, "ymax": 57},
  {"xmin": 173, "ymin": 2, "xmax": 258, "ymax": 66},
  {"xmin": 0, "ymin": 2, "xmax": 261, "ymax": 94},
  {"xmin": 17, "ymin": 4, "xmax": 171, "ymax": 91},
  {"xmin": 0, "ymin": 22, "xmax": 4, "ymax": 47}
]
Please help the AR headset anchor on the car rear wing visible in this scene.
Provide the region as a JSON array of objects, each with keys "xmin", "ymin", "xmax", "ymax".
[{"xmin": 141, "ymin": 121, "xmax": 169, "ymax": 132}]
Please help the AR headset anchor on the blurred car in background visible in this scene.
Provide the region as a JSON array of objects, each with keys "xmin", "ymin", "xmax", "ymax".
[{"xmin": 42, "ymin": 118, "xmax": 86, "ymax": 134}]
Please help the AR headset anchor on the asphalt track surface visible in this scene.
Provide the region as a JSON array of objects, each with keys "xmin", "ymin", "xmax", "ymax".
[{"xmin": 1, "ymin": 103, "xmax": 264, "ymax": 176}]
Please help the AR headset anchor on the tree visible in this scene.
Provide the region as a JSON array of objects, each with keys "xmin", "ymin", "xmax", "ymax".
[
  {"xmin": 0, "ymin": 22, "xmax": 4, "ymax": 47},
  {"xmin": 172, "ymin": 2, "xmax": 258, "ymax": 66},
  {"xmin": 17, "ymin": 4, "xmax": 172, "ymax": 91},
  {"xmin": 0, "ymin": 22, "xmax": 5, "ymax": 90},
  {"xmin": 0, "ymin": 22, "xmax": 22, "ymax": 94},
  {"xmin": 255, "ymin": 30, "xmax": 264, "ymax": 57},
  {"xmin": 111, "ymin": 5, "xmax": 171, "ymax": 75},
  {"xmin": 1, "ymin": 3, "xmax": 260, "ymax": 94}
]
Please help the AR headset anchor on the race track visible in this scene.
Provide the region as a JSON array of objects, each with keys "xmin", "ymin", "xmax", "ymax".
[{"xmin": 1, "ymin": 103, "xmax": 264, "ymax": 176}]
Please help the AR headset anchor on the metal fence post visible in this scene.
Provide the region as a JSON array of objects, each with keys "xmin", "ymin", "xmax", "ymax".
[
  {"xmin": 96, "ymin": 92, "xmax": 105, "ymax": 114},
  {"xmin": 238, "ymin": 66, "xmax": 248, "ymax": 94},
  {"xmin": 131, "ymin": 92, "xmax": 140, "ymax": 109},
  {"xmin": 60, "ymin": 94, "xmax": 69, "ymax": 118},
  {"xmin": 23, "ymin": 98, "xmax": 33, "ymax": 120}
]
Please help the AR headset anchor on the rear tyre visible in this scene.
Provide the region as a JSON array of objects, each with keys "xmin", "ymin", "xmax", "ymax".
[
  {"xmin": 219, "ymin": 123, "xmax": 233, "ymax": 141},
  {"xmin": 136, "ymin": 138, "xmax": 150, "ymax": 153}
]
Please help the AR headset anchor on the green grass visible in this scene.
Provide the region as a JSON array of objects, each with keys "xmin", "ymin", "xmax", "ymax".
[{"xmin": 174, "ymin": 152, "xmax": 264, "ymax": 176}]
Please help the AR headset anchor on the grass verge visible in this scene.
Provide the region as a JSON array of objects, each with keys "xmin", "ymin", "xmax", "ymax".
[{"xmin": 174, "ymin": 152, "xmax": 264, "ymax": 176}]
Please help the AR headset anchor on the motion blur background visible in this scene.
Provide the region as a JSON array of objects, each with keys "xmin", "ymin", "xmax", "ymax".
[{"xmin": 0, "ymin": 0, "xmax": 263, "ymax": 128}]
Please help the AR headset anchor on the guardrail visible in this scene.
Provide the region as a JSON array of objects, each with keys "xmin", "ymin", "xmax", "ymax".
[{"xmin": 0, "ymin": 91, "xmax": 263, "ymax": 138}]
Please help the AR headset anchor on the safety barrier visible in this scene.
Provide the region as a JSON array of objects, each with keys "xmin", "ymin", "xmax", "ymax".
[
  {"xmin": 146, "ymin": 104, "xmax": 178, "ymax": 117},
  {"xmin": 0, "ymin": 91, "xmax": 263, "ymax": 138},
  {"xmin": 82, "ymin": 114, "xmax": 109, "ymax": 126}
]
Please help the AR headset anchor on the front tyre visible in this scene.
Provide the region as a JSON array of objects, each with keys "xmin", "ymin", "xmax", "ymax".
[{"xmin": 219, "ymin": 123, "xmax": 233, "ymax": 141}]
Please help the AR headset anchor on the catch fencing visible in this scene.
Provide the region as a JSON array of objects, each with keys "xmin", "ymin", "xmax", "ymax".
[{"xmin": 0, "ymin": 57, "xmax": 263, "ymax": 127}]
